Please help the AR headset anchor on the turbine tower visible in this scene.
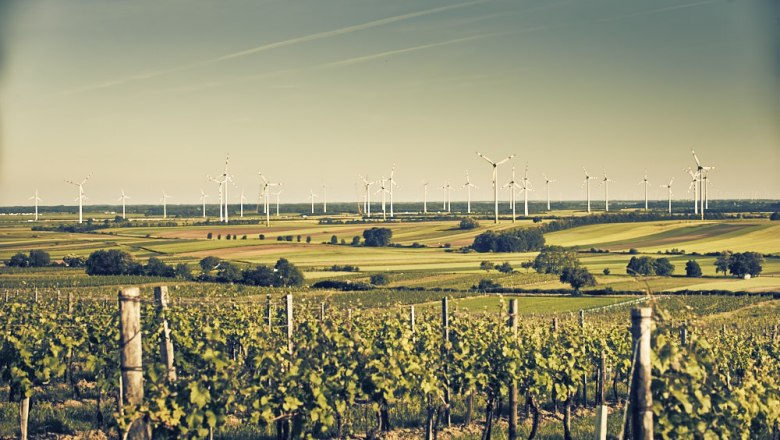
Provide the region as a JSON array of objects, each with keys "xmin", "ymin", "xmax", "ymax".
[
  {"xmin": 272, "ymin": 189, "xmax": 283, "ymax": 216},
  {"xmin": 388, "ymin": 165, "xmax": 398, "ymax": 217},
  {"xmin": 308, "ymin": 189, "xmax": 318, "ymax": 214},
  {"xmin": 583, "ymin": 169, "xmax": 595, "ymax": 213},
  {"xmin": 118, "ymin": 189, "xmax": 130, "ymax": 220},
  {"xmin": 258, "ymin": 172, "xmax": 281, "ymax": 227},
  {"xmin": 640, "ymin": 172, "xmax": 650, "ymax": 210},
  {"xmin": 685, "ymin": 167, "xmax": 699, "ymax": 215},
  {"xmin": 542, "ymin": 174, "xmax": 556, "ymax": 211},
  {"xmin": 423, "ymin": 182, "xmax": 429, "ymax": 214},
  {"xmin": 661, "ymin": 178, "xmax": 674, "ymax": 214},
  {"xmin": 208, "ymin": 175, "xmax": 224, "ymax": 221},
  {"xmin": 376, "ymin": 178, "xmax": 390, "ymax": 220},
  {"xmin": 502, "ymin": 167, "xmax": 522, "ymax": 222},
  {"xmin": 65, "ymin": 173, "xmax": 91, "ymax": 224},
  {"xmin": 199, "ymin": 189, "xmax": 208, "ymax": 219},
  {"xmin": 440, "ymin": 183, "xmax": 447, "ymax": 211},
  {"xmin": 477, "ymin": 152, "xmax": 515, "ymax": 223},
  {"xmin": 221, "ymin": 155, "xmax": 231, "ymax": 224},
  {"xmin": 463, "ymin": 171, "xmax": 477, "ymax": 214},
  {"xmin": 692, "ymin": 150, "xmax": 714, "ymax": 220},
  {"xmin": 239, "ymin": 188, "xmax": 247, "ymax": 218},
  {"xmin": 161, "ymin": 191, "xmax": 172, "ymax": 219},
  {"xmin": 520, "ymin": 164, "xmax": 532, "ymax": 217},
  {"xmin": 601, "ymin": 171, "xmax": 614, "ymax": 212},
  {"xmin": 322, "ymin": 184, "xmax": 327, "ymax": 214},
  {"xmin": 30, "ymin": 189, "xmax": 42, "ymax": 221},
  {"xmin": 360, "ymin": 176, "xmax": 375, "ymax": 218},
  {"xmin": 446, "ymin": 182, "xmax": 453, "ymax": 212}
]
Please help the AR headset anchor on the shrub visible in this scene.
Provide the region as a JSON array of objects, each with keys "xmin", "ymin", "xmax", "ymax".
[
  {"xmin": 627, "ymin": 256, "xmax": 655, "ymax": 276},
  {"xmin": 496, "ymin": 262, "xmax": 514, "ymax": 274},
  {"xmin": 770, "ymin": 212, "xmax": 780, "ymax": 221},
  {"xmin": 217, "ymin": 234, "xmax": 222, "ymax": 240},
  {"xmin": 63, "ymin": 254, "xmax": 86, "ymax": 268},
  {"xmin": 145, "ymin": 257, "xmax": 175, "ymax": 277},
  {"xmin": 259, "ymin": 234, "xmax": 265, "ymax": 240},
  {"xmin": 241, "ymin": 235, "xmax": 247, "ymax": 240},
  {"xmin": 685, "ymin": 260, "xmax": 702, "ymax": 278},
  {"xmin": 330, "ymin": 235, "xmax": 338, "ymax": 245},
  {"xmin": 207, "ymin": 232, "xmax": 213, "ymax": 239},
  {"xmin": 560, "ymin": 266, "xmax": 596, "ymax": 294},
  {"xmin": 533, "ymin": 246, "xmax": 580, "ymax": 275},
  {"xmin": 174, "ymin": 263, "xmax": 192, "ymax": 280},
  {"xmin": 475, "ymin": 279, "xmax": 501, "ymax": 290},
  {"xmin": 351, "ymin": 236, "xmax": 361, "ymax": 246},
  {"xmin": 306, "ymin": 236, "xmax": 312, "ymax": 243},
  {"xmin": 480, "ymin": 261, "xmax": 494, "ymax": 272},
  {"xmin": 628, "ymin": 248, "xmax": 639, "ymax": 255},
  {"xmin": 7, "ymin": 252, "xmax": 29, "ymax": 267},
  {"xmin": 297, "ymin": 235, "xmax": 302, "ymax": 242},
  {"xmin": 603, "ymin": 268, "xmax": 611, "ymax": 275},
  {"xmin": 85, "ymin": 249, "xmax": 137, "ymax": 276},
  {"xmin": 199, "ymin": 256, "xmax": 221, "ymax": 274},
  {"xmin": 370, "ymin": 273, "xmax": 389, "ymax": 285},
  {"xmin": 459, "ymin": 217, "xmax": 480, "ymax": 230},
  {"xmin": 653, "ymin": 258, "xmax": 675, "ymax": 276},
  {"xmin": 363, "ymin": 228, "xmax": 392, "ymax": 247},
  {"xmin": 472, "ymin": 228, "xmax": 545, "ymax": 253}
]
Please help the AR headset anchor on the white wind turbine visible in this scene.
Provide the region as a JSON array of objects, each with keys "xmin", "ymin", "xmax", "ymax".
[
  {"xmin": 308, "ymin": 189, "xmax": 318, "ymax": 215},
  {"xmin": 118, "ymin": 189, "xmax": 130, "ymax": 220},
  {"xmin": 272, "ymin": 189, "xmax": 283, "ymax": 216},
  {"xmin": 221, "ymin": 155, "xmax": 232, "ymax": 224},
  {"xmin": 30, "ymin": 189, "xmax": 42, "ymax": 221},
  {"xmin": 477, "ymin": 152, "xmax": 515, "ymax": 223},
  {"xmin": 376, "ymin": 178, "xmax": 390, "ymax": 220},
  {"xmin": 322, "ymin": 184, "xmax": 327, "ymax": 214},
  {"xmin": 388, "ymin": 165, "xmax": 399, "ymax": 217},
  {"xmin": 692, "ymin": 150, "xmax": 714, "ymax": 220},
  {"xmin": 239, "ymin": 188, "xmax": 247, "ymax": 218},
  {"xmin": 65, "ymin": 173, "xmax": 92, "ymax": 224},
  {"xmin": 684, "ymin": 167, "xmax": 699, "ymax": 215},
  {"xmin": 161, "ymin": 191, "xmax": 172, "ymax": 219},
  {"xmin": 542, "ymin": 174, "xmax": 556, "ymax": 211},
  {"xmin": 208, "ymin": 175, "xmax": 224, "ymax": 221},
  {"xmin": 583, "ymin": 168, "xmax": 595, "ymax": 213},
  {"xmin": 445, "ymin": 182, "xmax": 453, "ymax": 212},
  {"xmin": 601, "ymin": 171, "xmax": 614, "ymax": 212},
  {"xmin": 502, "ymin": 167, "xmax": 522, "ymax": 222},
  {"xmin": 423, "ymin": 182, "xmax": 429, "ymax": 214},
  {"xmin": 463, "ymin": 171, "xmax": 477, "ymax": 214},
  {"xmin": 440, "ymin": 183, "xmax": 447, "ymax": 211},
  {"xmin": 640, "ymin": 172, "xmax": 650, "ymax": 211},
  {"xmin": 661, "ymin": 178, "xmax": 674, "ymax": 214},
  {"xmin": 360, "ymin": 176, "xmax": 375, "ymax": 217},
  {"xmin": 520, "ymin": 164, "xmax": 532, "ymax": 217},
  {"xmin": 258, "ymin": 172, "xmax": 281, "ymax": 227},
  {"xmin": 199, "ymin": 189, "xmax": 208, "ymax": 219}
]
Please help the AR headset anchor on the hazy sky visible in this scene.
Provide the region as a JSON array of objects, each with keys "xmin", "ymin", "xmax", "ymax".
[{"xmin": 0, "ymin": 0, "xmax": 777, "ymax": 205}]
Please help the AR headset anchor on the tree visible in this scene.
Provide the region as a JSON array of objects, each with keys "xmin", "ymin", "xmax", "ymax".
[
  {"xmin": 560, "ymin": 266, "xmax": 596, "ymax": 295},
  {"xmin": 728, "ymin": 252, "xmax": 764, "ymax": 278},
  {"xmin": 351, "ymin": 236, "xmax": 361, "ymax": 246},
  {"xmin": 602, "ymin": 268, "xmax": 611, "ymax": 275},
  {"xmin": 475, "ymin": 278, "xmax": 501, "ymax": 290},
  {"xmin": 472, "ymin": 228, "xmax": 545, "ymax": 253},
  {"xmin": 207, "ymin": 232, "xmax": 213, "ymax": 239},
  {"xmin": 521, "ymin": 261, "xmax": 534, "ymax": 272},
  {"xmin": 770, "ymin": 212, "xmax": 780, "ymax": 221},
  {"xmin": 174, "ymin": 263, "xmax": 192, "ymax": 280},
  {"xmin": 306, "ymin": 236, "xmax": 312, "ymax": 244},
  {"xmin": 330, "ymin": 235, "xmax": 338, "ymax": 245},
  {"xmin": 63, "ymin": 254, "xmax": 86, "ymax": 267},
  {"xmin": 532, "ymin": 246, "xmax": 580, "ymax": 275},
  {"xmin": 480, "ymin": 261, "xmax": 494, "ymax": 272},
  {"xmin": 145, "ymin": 257, "xmax": 175, "ymax": 277},
  {"xmin": 496, "ymin": 262, "xmax": 514, "ymax": 274},
  {"xmin": 628, "ymin": 248, "xmax": 639, "ymax": 255},
  {"xmin": 714, "ymin": 251, "xmax": 732, "ymax": 275},
  {"xmin": 653, "ymin": 258, "xmax": 675, "ymax": 276},
  {"xmin": 297, "ymin": 235, "xmax": 302, "ymax": 242},
  {"xmin": 685, "ymin": 260, "xmax": 702, "ymax": 278},
  {"xmin": 85, "ymin": 249, "xmax": 136, "ymax": 276},
  {"xmin": 275, "ymin": 258, "xmax": 305, "ymax": 287},
  {"xmin": 199, "ymin": 256, "xmax": 221, "ymax": 274},
  {"xmin": 626, "ymin": 256, "xmax": 655, "ymax": 276},
  {"xmin": 363, "ymin": 227, "xmax": 392, "ymax": 247},
  {"xmin": 242, "ymin": 265, "xmax": 276, "ymax": 286},
  {"xmin": 259, "ymin": 234, "xmax": 265, "ymax": 240},
  {"xmin": 216, "ymin": 262, "xmax": 242, "ymax": 283},
  {"xmin": 28, "ymin": 250, "xmax": 51, "ymax": 267},
  {"xmin": 7, "ymin": 252, "xmax": 29, "ymax": 267},
  {"xmin": 459, "ymin": 217, "xmax": 480, "ymax": 230},
  {"xmin": 370, "ymin": 273, "xmax": 389, "ymax": 285}
]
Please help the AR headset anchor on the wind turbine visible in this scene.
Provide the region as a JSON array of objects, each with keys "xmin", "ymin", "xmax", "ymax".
[
  {"xmin": 502, "ymin": 167, "xmax": 522, "ymax": 222},
  {"xmin": 208, "ymin": 175, "xmax": 224, "ymax": 221},
  {"xmin": 640, "ymin": 172, "xmax": 650, "ymax": 211},
  {"xmin": 685, "ymin": 167, "xmax": 699, "ymax": 215},
  {"xmin": 440, "ymin": 183, "xmax": 447, "ymax": 211},
  {"xmin": 271, "ymin": 189, "xmax": 283, "ymax": 216},
  {"xmin": 601, "ymin": 171, "xmax": 614, "ymax": 212},
  {"xmin": 388, "ymin": 165, "xmax": 398, "ymax": 217},
  {"xmin": 118, "ymin": 189, "xmax": 130, "ymax": 220},
  {"xmin": 65, "ymin": 173, "xmax": 92, "ymax": 224},
  {"xmin": 542, "ymin": 174, "xmax": 556, "ymax": 211},
  {"xmin": 258, "ymin": 173, "xmax": 281, "ymax": 226},
  {"xmin": 239, "ymin": 188, "xmax": 248, "ymax": 218},
  {"xmin": 661, "ymin": 178, "xmax": 674, "ymax": 214},
  {"xmin": 161, "ymin": 191, "xmax": 172, "ymax": 219},
  {"xmin": 423, "ymin": 182, "xmax": 429, "ymax": 214},
  {"xmin": 30, "ymin": 190, "xmax": 42, "ymax": 221},
  {"xmin": 360, "ymin": 176, "xmax": 375, "ymax": 217},
  {"xmin": 308, "ymin": 189, "xmax": 318, "ymax": 215},
  {"xmin": 199, "ymin": 189, "xmax": 208, "ymax": 219},
  {"xmin": 692, "ymin": 150, "xmax": 714, "ymax": 220},
  {"xmin": 376, "ymin": 178, "xmax": 390, "ymax": 220},
  {"xmin": 477, "ymin": 152, "xmax": 515, "ymax": 223},
  {"xmin": 520, "ymin": 164, "xmax": 532, "ymax": 217},
  {"xmin": 463, "ymin": 171, "xmax": 477, "ymax": 214},
  {"xmin": 583, "ymin": 169, "xmax": 595, "ymax": 213},
  {"xmin": 221, "ymin": 155, "xmax": 231, "ymax": 224},
  {"xmin": 322, "ymin": 184, "xmax": 327, "ymax": 214}
]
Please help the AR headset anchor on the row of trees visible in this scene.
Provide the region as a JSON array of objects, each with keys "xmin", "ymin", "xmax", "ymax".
[
  {"xmin": 626, "ymin": 256, "xmax": 675, "ymax": 276},
  {"xmin": 715, "ymin": 251, "xmax": 764, "ymax": 278},
  {"xmin": 530, "ymin": 246, "xmax": 596, "ymax": 294},
  {"xmin": 471, "ymin": 228, "xmax": 545, "ymax": 253},
  {"xmin": 6, "ymin": 250, "xmax": 51, "ymax": 267}
]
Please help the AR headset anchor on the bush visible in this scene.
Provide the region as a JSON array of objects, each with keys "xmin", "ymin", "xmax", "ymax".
[
  {"xmin": 475, "ymin": 279, "xmax": 501, "ymax": 290},
  {"xmin": 297, "ymin": 235, "xmax": 302, "ymax": 242},
  {"xmin": 480, "ymin": 261, "xmax": 494, "ymax": 272},
  {"xmin": 85, "ymin": 250, "xmax": 137, "ymax": 276},
  {"xmin": 351, "ymin": 236, "xmax": 361, "ymax": 246},
  {"xmin": 217, "ymin": 262, "xmax": 242, "ymax": 283},
  {"xmin": 560, "ymin": 266, "xmax": 596, "ymax": 294},
  {"xmin": 653, "ymin": 258, "xmax": 675, "ymax": 276},
  {"xmin": 174, "ymin": 263, "xmax": 192, "ymax": 280},
  {"xmin": 370, "ymin": 273, "xmax": 389, "ymax": 285},
  {"xmin": 145, "ymin": 257, "xmax": 175, "ymax": 277},
  {"xmin": 217, "ymin": 234, "xmax": 222, "ymax": 240},
  {"xmin": 199, "ymin": 256, "xmax": 221, "ymax": 274},
  {"xmin": 277, "ymin": 236, "xmax": 284, "ymax": 241},
  {"xmin": 306, "ymin": 236, "xmax": 312, "ymax": 243},
  {"xmin": 770, "ymin": 212, "xmax": 780, "ymax": 221},
  {"xmin": 459, "ymin": 217, "xmax": 480, "ymax": 230},
  {"xmin": 627, "ymin": 256, "xmax": 655, "ymax": 276},
  {"xmin": 63, "ymin": 254, "xmax": 86, "ymax": 268},
  {"xmin": 28, "ymin": 250, "xmax": 51, "ymax": 267},
  {"xmin": 533, "ymin": 246, "xmax": 580, "ymax": 275},
  {"xmin": 472, "ymin": 228, "xmax": 545, "ymax": 253},
  {"xmin": 532, "ymin": 217, "xmax": 543, "ymax": 223},
  {"xmin": 285, "ymin": 235, "xmax": 294, "ymax": 242},
  {"xmin": 496, "ymin": 262, "xmax": 514, "ymax": 274},
  {"xmin": 363, "ymin": 227, "xmax": 392, "ymax": 247},
  {"xmin": 207, "ymin": 232, "xmax": 213, "ymax": 239},
  {"xmin": 603, "ymin": 268, "xmax": 611, "ymax": 275},
  {"xmin": 628, "ymin": 248, "xmax": 639, "ymax": 255},
  {"xmin": 275, "ymin": 258, "xmax": 304, "ymax": 286},
  {"xmin": 685, "ymin": 260, "xmax": 702, "ymax": 278},
  {"xmin": 241, "ymin": 235, "xmax": 247, "ymax": 240},
  {"xmin": 330, "ymin": 235, "xmax": 338, "ymax": 245},
  {"xmin": 259, "ymin": 234, "xmax": 265, "ymax": 240},
  {"xmin": 7, "ymin": 252, "xmax": 29, "ymax": 267}
]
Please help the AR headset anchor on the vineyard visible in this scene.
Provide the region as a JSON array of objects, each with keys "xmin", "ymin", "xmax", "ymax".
[{"xmin": 1, "ymin": 286, "xmax": 779, "ymax": 440}]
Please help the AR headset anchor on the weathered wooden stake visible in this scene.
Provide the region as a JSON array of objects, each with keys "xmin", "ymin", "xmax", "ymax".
[
  {"xmin": 442, "ymin": 297, "xmax": 451, "ymax": 428},
  {"xmin": 552, "ymin": 317, "xmax": 559, "ymax": 333},
  {"xmin": 119, "ymin": 287, "xmax": 150, "ymax": 440},
  {"xmin": 410, "ymin": 305, "xmax": 416, "ymax": 334},
  {"xmin": 19, "ymin": 397, "xmax": 30, "ymax": 440},
  {"xmin": 266, "ymin": 294, "xmax": 272, "ymax": 330},
  {"xmin": 594, "ymin": 405, "xmax": 608, "ymax": 440},
  {"xmin": 597, "ymin": 351, "xmax": 606, "ymax": 405},
  {"xmin": 34, "ymin": 289, "xmax": 38, "ymax": 303},
  {"xmin": 679, "ymin": 324, "xmax": 687, "ymax": 346},
  {"xmin": 320, "ymin": 302, "xmax": 326, "ymax": 321},
  {"xmin": 285, "ymin": 294, "xmax": 293, "ymax": 354},
  {"xmin": 67, "ymin": 291, "xmax": 73, "ymax": 314},
  {"xmin": 508, "ymin": 299, "xmax": 519, "ymax": 440},
  {"xmin": 579, "ymin": 309, "xmax": 585, "ymax": 328},
  {"xmin": 630, "ymin": 308, "xmax": 653, "ymax": 440},
  {"xmin": 154, "ymin": 286, "xmax": 176, "ymax": 382}
]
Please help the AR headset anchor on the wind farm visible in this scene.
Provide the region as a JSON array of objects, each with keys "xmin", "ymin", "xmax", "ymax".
[{"xmin": 0, "ymin": 1, "xmax": 777, "ymax": 440}]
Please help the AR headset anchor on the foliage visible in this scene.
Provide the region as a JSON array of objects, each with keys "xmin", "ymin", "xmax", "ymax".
[
  {"xmin": 479, "ymin": 261, "xmax": 494, "ymax": 272},
  {"xmin": 85, "ymin": 249, "xmax": 139, "ymax": 276},
  {"xmin": 458, "ymin": 217, "xmax": 480, "ymax": 230},
  {"xmin": 370, "ymin": 273, "xmax": 389, "ymax": 286},
  {"xmin": 685, "ymin": 260, "xmax": 702, "ymax": 278},
  {"xmin": 63, "ymin": 254, "xmax": 86, "ymax": 267},
  {"xmin": 496, "ymin": 262, "xmax": 514, "ymax": 274},
  {"xmin": 727, "ymin": 252, "xmax": 764, "ymax": 278},
  {"xmin": 533, "ymin": 246, "xmax": 580, "ymax": 275},
  {"xmin": 769, "ymin": 211, "xmax": 780, "ymax": 221},
  {"xmin": 6, "ymin": 250, "xmax": 51, "ymax": 268},
  {"xmin": 471, "ymin": 227, "xmax": 545, "ymax": 253},
  {"xmin": 559, "ymin": 266, "xmax": 596, "ymax": 293},
  {"xmin": 362, "ymin": 228, "xmax": 393, "ymax": 247},
  {"xmin": 199, "ymin": 256, "xmax": 221, "ymax": 274},
  {"xmin": 626, "ymin": 256, "xmax": 656, "ymax": 276},
  {"xmin": 653, "ymin": 258, "xmax": 675, "ymax": 276}
]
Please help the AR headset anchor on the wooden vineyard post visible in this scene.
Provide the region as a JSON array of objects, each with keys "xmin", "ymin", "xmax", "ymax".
[
  {"xmin": 629, "ymin": 308, "xmax": 653, "ymax": 440},
  {"xmin": 19, "ymin": 395, "xmax": 30, "ymax": 440},
  {"xmin": 320, "ymin": 302, "xmax": 326, "ymax": 322},
  {"xmin": 266, "ymin": 294, "xmax": 272, "ymax": 330},
  {"xmin": 680, "ymin": 323, "xmax": 688, "ymax": 346},
  {"xmin": 154, "ymin": 286, "xmax": 176, "ymax": 382},
  {"xmin": 508, "ymin": 299, "xmax": 519, "ymax": 440},
  {"xmin": 442, "ymin": 297, "xmax": 451, "ymax": 428},
  {"xmin": 594, "ymin": 351, "xmax": 608, "ymax": 440},
  {"xmin": 579, "ymin": 309, "xmax": 585, "ymax": 327},
  {"xmin": 285, "ymin": 294, "xmax": 293, "ymax": 355},
  {"xmin": 68, "ymin": 291, "xmax": 73, "ymax": 314},
  {"xmin": 410, "ymin": 305, "xmax": 416, "ymax": 337},
  {"xmin": 118, "ymin": 287, "xmax": 150, "ymax": 440},
  {"xmin": 552, "ymin": 317, "xmax": 559, "ymax": 333},
  {"xmin": 580, "ymin": 309, "xmax": 587, "ymax": 408}
]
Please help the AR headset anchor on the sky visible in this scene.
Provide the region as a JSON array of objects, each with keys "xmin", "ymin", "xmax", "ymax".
[{"xmin": 0, "ymin": 0, "xmax": 777, "ymax": 206}]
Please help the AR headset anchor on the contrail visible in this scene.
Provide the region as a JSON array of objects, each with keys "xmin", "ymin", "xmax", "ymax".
[{"xmin": 60, "ymin": 0, "xmax": 488, "ymax": 95}]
